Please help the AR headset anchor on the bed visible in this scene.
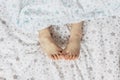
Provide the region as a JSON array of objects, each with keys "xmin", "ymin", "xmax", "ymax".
[{"xmin": 0, "ymin": 1, "xmax": 120, "ymax": 80}]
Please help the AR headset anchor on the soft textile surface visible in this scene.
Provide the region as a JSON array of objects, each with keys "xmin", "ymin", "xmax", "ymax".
[
  {"xmin": 0, "ymin": 1, "xmax": 120, "ymax": 80},
  {"xmin": 4, "ymin": 0, "xmax": 120, "ymax": 34},
  {"xmin": 0, "ymin": 16, "xmax": 120, "ymax": 80}
]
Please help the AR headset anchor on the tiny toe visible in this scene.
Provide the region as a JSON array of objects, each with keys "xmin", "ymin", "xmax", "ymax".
[
  {"xmin": 73, "ymin": 55, "xmax": 76, "ymax": 60},
  {"xmin": 51, "ymin": 55, "xmax": 55, "ymax": 60},
  {"xmin": 60, "ymin": 54, "xmax": 64, "ymax": 59},
  {"xmin": 54, "ymin": 54, "xmax": 58, "ymax": 60},
  {"xmin": 52, "ymin": 55, "xmax": 56, "ymax": 60},
  {"xmin": 71, "ymin": 55, "xmax": 74, "ymax": 60},
  {"xmin": 57, "ymin": 53, "xmax": 61, "ymax": 59},
  {"xmin": 62, "ymin": 53, "xmax": 66, "ymax": 58},
  {"xmin": 69, "ymin": 55, "xmax": 72, "ymax": 60},
  {"xmin": 58, "ymin": 53, "xmax": 63, "ymax": 59},
  {"xmin": 68, "ymin": 52, "xmax": 72, "ymax": 60},
  {"xmin": 76, "ymin": 55, "xmax": 79, "ymax": 59},
  {"xmin": 62, "ymin": 52, "xmax": 67, "ymax": 56},
  {"xmin": 68, "ymin": 55, "xmax": 71, "ymax": 60},
  {"xmin": 57, "ymin": 53, "xmax": 61, "ymax": 56},
  {"xmin": 65, "ymin": 55, "xmax": 68, "ymax": 60},
  {"xmin": 75, "ymin": 55, "xmax": 79, "ymax": 59},
  {"xmin": 56, "ymin": 54, "xmax": 60, "ymax": 59},
  {"xmin": 65, "ymin": 55, "xmax": 69, "ymax": 60},
  {"xmin": 56, "ymin": 54, "xmax": 60, "ymax": 60}
]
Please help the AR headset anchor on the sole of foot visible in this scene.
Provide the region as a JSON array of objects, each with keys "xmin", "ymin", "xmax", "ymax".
[
  {"xmin": 39, "ymin": 35, "xmax": 64, "ymax": 60},
  {"xmin": 62, "ymin": 36, "xmax": 81, "ymax": 60}
]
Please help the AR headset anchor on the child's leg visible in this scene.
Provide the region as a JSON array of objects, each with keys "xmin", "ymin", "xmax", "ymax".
[
  {"xmin": 62, "ymin": 21, "xmax": 83, "ymax": 60},
  {"xmin": 38, "ymin": 26, "xmax": 63, "ymax": 60}
]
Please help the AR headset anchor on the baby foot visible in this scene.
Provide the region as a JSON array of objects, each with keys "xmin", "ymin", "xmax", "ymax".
[
  {"xmin": 62, "ymin": 21, "xmax": 83, "ymax": 60},
  {"xmin": 39, "ymin": 35, "xmax": 63, "ymax": 60},
  {"xmin": 62, "ymin": 34, "xmax": 82, "ymax": 60}
]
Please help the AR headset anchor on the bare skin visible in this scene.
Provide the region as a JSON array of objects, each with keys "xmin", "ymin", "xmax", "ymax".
[
  {"xmin": 38, "ymin": 26, "xmax": 63, "ymax": 60},
  {"xmin": 38, "ymin": 21, "xmax": 83, "ymax": 60},
  {"xmin": 62, "ymin": 21, "xmax": 83, "ymax": 60}
]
